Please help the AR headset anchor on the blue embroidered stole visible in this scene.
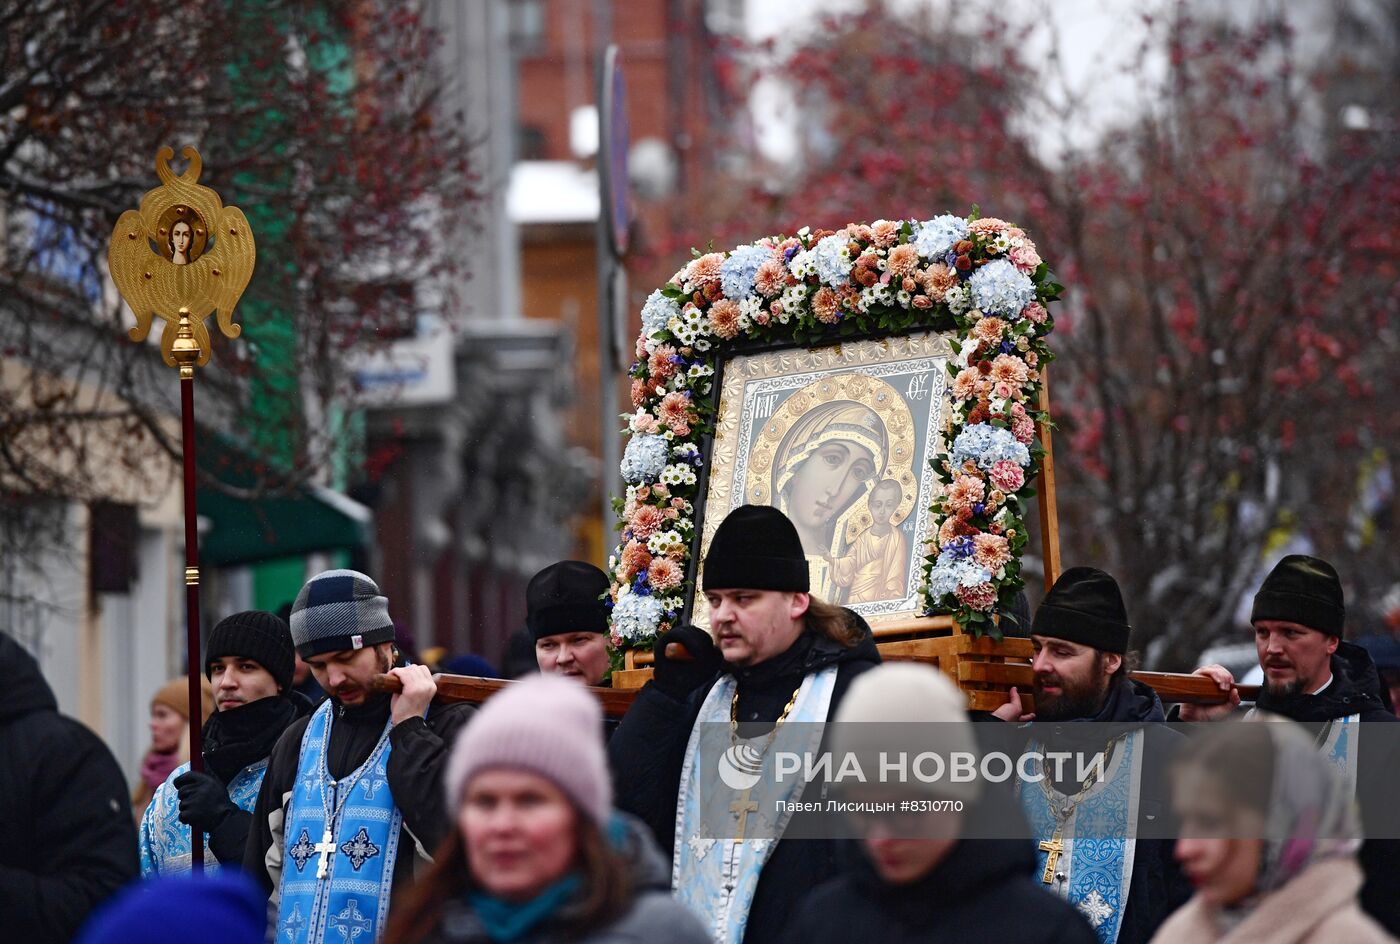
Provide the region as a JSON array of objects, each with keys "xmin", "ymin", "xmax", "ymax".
[
  {"xmin": 1019, "ymin": 730, "xmax": 1144, "ymax": 944},
  {"xmin": 1247, "ymin": 709, "xmax": 1360, "ymax": 796},
  {"xmin": 138, "ymin": 759, "xmax": 267, "ymax": 877},
  {"xmin": 672, "ymin": 666, "xmax": 838, "ymax": 944},
  {"xmin": 275, "ymin": 700, "xmax": 401, "ymax": 944}
]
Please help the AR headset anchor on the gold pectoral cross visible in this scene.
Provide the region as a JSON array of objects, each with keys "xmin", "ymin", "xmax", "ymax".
[
  {"xmin": 730, "ymin": 789, "xmax": 759, "ymax": 840},
  {"xmin": 1039, "ymin": 832, "xmax": 1065, "ymax": 884},
  {"xmin": 314, "ymin": 827, "xmax": 337, "ymax": 880}
]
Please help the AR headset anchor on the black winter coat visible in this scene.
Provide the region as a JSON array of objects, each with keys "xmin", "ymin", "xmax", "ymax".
[
  {"xmin": 244, "ymin": 690, "xmax": 475, "ymax": 911},
  {"xmin": 1252, "ymin": 641, "xmax": 1400, "ymax": 936},
  {"xmin": 0, "ymin": 632, "xmax": 139, "ymax": 943},
  {"xmin": 782, "ymin": 831, "xmax": 1098, "ymax": 944},
  {"xmin": 1006, "ymin": 678, "xmax": 1191, "ymax": 944},
  {"xmin": 608, "ymin": 620, "xmax": 880, "ymax": 944}
]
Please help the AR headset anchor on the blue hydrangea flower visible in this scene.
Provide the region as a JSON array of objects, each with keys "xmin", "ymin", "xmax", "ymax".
[
  {"xmin": 620, "ymin": 434, "xmax": 669, "ymax": 484},
  {"xmin": 640, "ymin": 290, "xmax": 680, "ymax": 339},
  {"xmin": 950, "ymin": 423, "xmax": 1031, "ymax": 471},
  {"xmin": 927, "ymin": 556, "xmax": 993, "ymax": 599},
  {"xmin": 813, "ymin": 233, "xmax": 853, "ymax": 287},
  {"xmin": 720, "ymin": 245, "xmax": 771, "ymax": 301},
  {"xmin": 613, "ymin": 591, "xmax": 664, "ymax": 640},
  {"xmin": 913, "ymin": 215, "xmax": 969, "ymax": 259},
  {"xmin": 969, "ymin": 259, "xmax": 1036, "ymax": 319}
]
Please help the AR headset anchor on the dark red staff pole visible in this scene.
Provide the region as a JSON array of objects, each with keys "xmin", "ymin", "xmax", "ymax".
[{"xmin": 173, "ymin": 312, "xmax": 205, "ymax": 871}]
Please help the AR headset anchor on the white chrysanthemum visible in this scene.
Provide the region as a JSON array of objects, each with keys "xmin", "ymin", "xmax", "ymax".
[
  {"xmin": 789, "ymin": 249, "xmax": 818, "ymax": 279},
  {"xmin": 945, "ymin": 284, "xmax": 972, "ymax": 315}
]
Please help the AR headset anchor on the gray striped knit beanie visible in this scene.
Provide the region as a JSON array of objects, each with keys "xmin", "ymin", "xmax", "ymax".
[{"xmin": 289, "ymin": 569, "xmax": 396, "ymax": 658}]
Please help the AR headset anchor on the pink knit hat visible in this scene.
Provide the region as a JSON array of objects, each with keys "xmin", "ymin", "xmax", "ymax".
[{"xmin": 443, "ymin": 674, "xmax": 611, "ymax": 825}]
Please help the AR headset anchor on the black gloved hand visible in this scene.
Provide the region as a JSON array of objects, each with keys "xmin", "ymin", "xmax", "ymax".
[
  {"xmin": 174, "ymin": 769, "xmax": 235, "ymax": 832},
  {"xmin": 652, "ymin": 625, "xmax": 723, "ymax": 700}
]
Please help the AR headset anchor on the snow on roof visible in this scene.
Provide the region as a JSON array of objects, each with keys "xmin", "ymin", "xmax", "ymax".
[{"xmin": 507, "ymin": 161, "xmax": 599, "ymax": 225}]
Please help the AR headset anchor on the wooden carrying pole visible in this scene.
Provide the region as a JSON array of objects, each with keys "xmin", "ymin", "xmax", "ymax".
[
  {"xmin": 1036, "ymin": 368, "xmax": 1062, "ymax": 594},
  {"xmin": 371, "ymin": 670, "xmax": 1259, "ymax": 720}
]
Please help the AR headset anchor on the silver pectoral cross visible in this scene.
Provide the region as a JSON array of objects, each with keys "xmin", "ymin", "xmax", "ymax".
[{"xmin": 314, "ymin": 827, "xmax": 337, "ymax": 880}]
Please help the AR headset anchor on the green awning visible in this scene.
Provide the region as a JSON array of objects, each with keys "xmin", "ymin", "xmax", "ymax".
[{"xmin": 196, "ymin": 433, "xmax": 369, "ymax": 567}]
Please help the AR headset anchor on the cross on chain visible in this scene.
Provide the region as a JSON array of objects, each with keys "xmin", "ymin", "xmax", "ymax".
[
  {"xmin": 1039, "ymin": 832, "xmax": 1065, "ymax": 885},
  {"xmin": 314, "ymin": 826, "xmax": 338, "ymax": 880},
  {"xmin": 730, "ymin": 788, "xmax": 759, "ymax": 840}
]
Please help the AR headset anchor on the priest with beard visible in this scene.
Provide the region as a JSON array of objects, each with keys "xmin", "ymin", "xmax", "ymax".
[
  {"xmin": 991, "ymin": 567, "xmax": 1189, "ymax": 944},
  {"xmin": 1179, "ymin": 554, "xmax": 1400, "ymax": 935}
]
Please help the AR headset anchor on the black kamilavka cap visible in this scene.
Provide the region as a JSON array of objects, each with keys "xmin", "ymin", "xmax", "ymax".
[
  {"xmin": 702, "ymin": 505, "xmax": 809, "ymax": 593},
  {"xmin": 1032, "ymin": 566, "xmax": 1131, "ymax": 654}
]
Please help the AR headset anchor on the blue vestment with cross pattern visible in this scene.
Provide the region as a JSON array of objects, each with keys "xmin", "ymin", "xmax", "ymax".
[{"xmin": 275, "ymin": 699, "xmax": 401, "ymax": 944}]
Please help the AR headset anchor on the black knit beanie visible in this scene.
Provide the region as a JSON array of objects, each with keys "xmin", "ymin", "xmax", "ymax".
[
  {"xmin": 205, "ymin": 610, "xmax": 295, "ymax": 693},
  {"xmin": 1251, "ymin": 555, "xmax": 1345, "ymax": 636},
  {"xmin": 526, "ymin": 561, "xmax": 610, "ymax": 641},
  {"xmin": 702, "ymin": 504, "xmax": 809, "ymax": 593},
  {"xmin": 1032, "ymin": 566, "xmax": 1132, "ymax": 654}
]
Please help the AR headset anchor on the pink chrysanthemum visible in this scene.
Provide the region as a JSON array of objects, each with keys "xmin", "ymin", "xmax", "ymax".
[
  {"xmin": 952, "ymin": 369, "xmax": 981, "ymax": 401},
  {"xmin": 972, "ymin": 317, "xmax": 1007, "ymax": 345},
  {"xmin": 659, "ymin": 391, "xmax": 692, "ymax": 431},
  {"xmin": 887, "ymin": 243, "xmax": 920, "ymax": 277},
  {"xmin": 922, "ymin": 264, "xmax": 959, "ymax": 300},
  {"xmin": 973, "ymin": 533, "xmax": 1012, "ymax": 572},
  {"xmin": 630, "ymin": 504, "xmax": 667, "ymax": 541},
  {"xmin": 938, "ymin": 516, "xmax": 975, "ymax": 546},
  {"xmin": 754, "ymin": 259, "xmax": 787, "ymax": 298},
  {"xmin": 871, "ymin": 220, "xmax": 900, "ymax": 248},
  {"xmin": 686, "ymin": 253, "xmax": 725, "ymax": 289},
  {"xmin": 620, "ymin": 541, "xmax": 653, "ymax": 581},
  {"xmin": 648, "ymin": 344, "xmax": 679, "ymax": 382},
  {"xmin": 945, "ymin": 474, "xmax": 985, "ymax": 513},
  {"xmin": 648, "ymin": 557, "xmax": 684, "ymax": 592},
  {"xmin": 708, "ymin": 299, "xmax": 741, "ymax": 339},
  {"xmin": 989, "ymin": 459, "xmax": 1025, "ymax": 493},
  {"xmin": 968, "ymin": 217, "xmax": 1010, "ymax": 238},
  {"xmin": 630, "ymin": 378, "xmax": 647, "ymax": 408},
  {"xmin": 955, "ymin": 581, "xmax": 998, "ymax": 611},
  {"xmin": 989, "ymin": 354, "xmax": 1029, "ymax": 386},
  {"xmin": 813, "ymin": 287, "xmax": 841, "ymax": 324}
]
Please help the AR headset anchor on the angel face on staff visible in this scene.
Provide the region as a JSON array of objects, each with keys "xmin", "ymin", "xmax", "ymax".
[{"xmin": 168, "ymin": 220, "xmax": 194, "ymax": 265}]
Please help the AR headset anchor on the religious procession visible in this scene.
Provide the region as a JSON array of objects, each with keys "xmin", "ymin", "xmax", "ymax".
[{"xmin": 4, "ymin": 2, "xmax": 1400, "ymax": 944}]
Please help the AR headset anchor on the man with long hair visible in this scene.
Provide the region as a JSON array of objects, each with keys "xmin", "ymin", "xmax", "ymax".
[
  {"xmin": 609, "ymin": 504, "xmax": 881, "ymax": 944},
  {"xmin": 243, "ymin": 570, "xmax": 475, "ymax": 943}
]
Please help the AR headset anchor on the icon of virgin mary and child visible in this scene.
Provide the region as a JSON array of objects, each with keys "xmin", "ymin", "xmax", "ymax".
[{"xmin": 768, "ymin": 393, "xmax": 912, "ymax": 605}]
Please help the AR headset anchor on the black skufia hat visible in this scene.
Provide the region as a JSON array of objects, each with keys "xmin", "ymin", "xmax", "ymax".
[
  {"xmin": 1251, "ymin": 554, "xmax": 1345, "ymax": 636},
  {"xmin": 205, "ymin": 610, "xmax": 295, "ymax": 692},
  {"xmin": 702, "ymin": 504, "xmax": 809, "ymax": 593},
  {"xmin": 1032, "ymin": 566, "xmax": 1131, "ymax": 654},
  {"xmin": 526, "ymin": 561, "xmax": 611, "ymax": 641}
]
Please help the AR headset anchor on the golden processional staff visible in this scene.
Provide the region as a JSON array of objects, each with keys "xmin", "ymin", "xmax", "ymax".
[{"xmin": 108, "ymin": 146, "xmax": 255, "ymax": 870}]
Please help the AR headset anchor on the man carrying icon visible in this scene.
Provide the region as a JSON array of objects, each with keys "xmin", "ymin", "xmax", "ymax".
[{"xmin": 609, "ymin": 504, "xmax": 881, "ymax": 944}]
